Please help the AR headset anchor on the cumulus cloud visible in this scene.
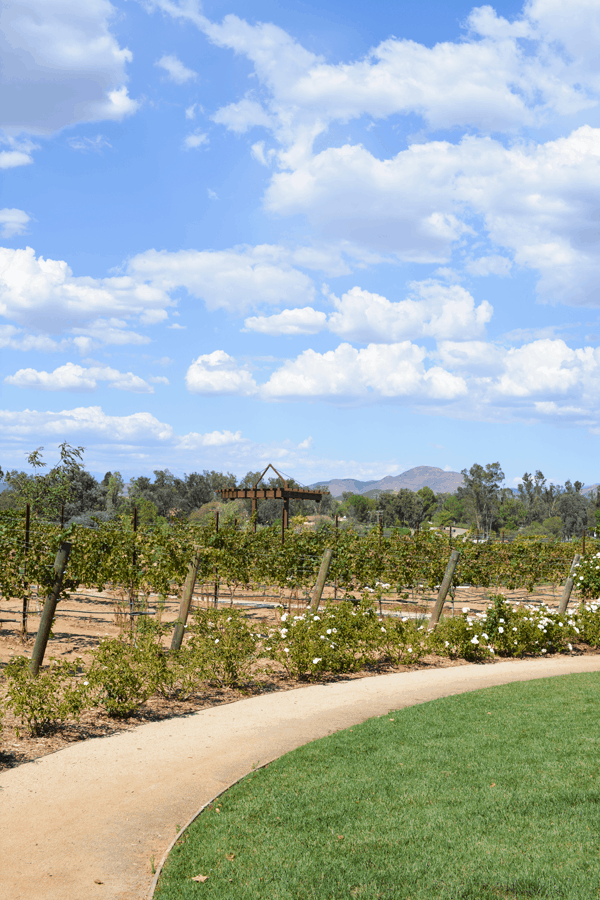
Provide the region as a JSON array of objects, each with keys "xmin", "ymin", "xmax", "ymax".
[
  {"xmin": 155, "ymin": 1, "xmax": 600, "ymax": 155},
  {"xmin": 177, "ymin": 429, "xmax": 245, "ymax": 449},
  {"xmin": 327, "ymin": 282, "xmax": 492, "ymax": 342},
  {"xmin": 0, "ymin": 0, "xmax": 138, "ymax": 135},
  {"xmin": 244, "ymin": 281, "xmax": 492, "ymax": 341},
  {"xmin": 261, "ymin": 342, "xmax": 468, "ymax": 401},
  {"xmin": 0, "ymin": 406, "xmax": 175, "ymax": 443},
  {"xmin": 156, "ymin": 54, "xmax": 197, "ymax": 84},
  {"xmin": 0, "ymin": 246, "xmax": 170, "ymax": 336},
  {"xmin": 4, "ymin": 362, "xmax": 154, "ymax": 393},
  {"xmin": 185, "ymin": 350, "xmax": 258, "ymax": 395},
  {"xmin": 128, "ymin": 244, "xmax": 315, "ymax": 313},
  {"xmin": 264, "ymin": 127, "xmax": 600, "ymax": 304},
  {"xmin": 148, "ymin": 4, "xmax": 600, "ymax": 303},
  {"xmin": 0, "ymin": 137, "xmax": 37, "ymax": 168},
  {"xmin": 244, "ymin": 307, "xmax": 327, "ymax": 335},
  {"xmin": 212, "ymin": 98, "xmax": 272, "ymax": 133},
  {"xmin": 0, "ymin": 208, "xmax": 30, "ymax": 238},
  {"xmin": 182, "ymin": 131, "xmax": 209, "ymax": 150},
  {"xmin": 465, "ymin": 255, "xmax": 512, "ymax": 277}
]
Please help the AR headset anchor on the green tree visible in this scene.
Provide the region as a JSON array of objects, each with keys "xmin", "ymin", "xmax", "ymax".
[
  {"xmin": 4, "ymin": 442, "xmax": 85, "ymax": 519},
  {"xmin": 458, "ymin": 462, "xmax": 505, "ymax": 533}
]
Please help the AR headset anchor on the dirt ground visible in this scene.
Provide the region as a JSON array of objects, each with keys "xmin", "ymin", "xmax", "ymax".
[{"xmin": 0, "ymin": 580, "xmax": 573, "ymax": 771}]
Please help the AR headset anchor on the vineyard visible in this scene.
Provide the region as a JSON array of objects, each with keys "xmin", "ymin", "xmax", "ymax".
[
  {"xmin": 2, "ymin": 512, "xmax": 600, "ymax": 761},
  {"xmin": 0, "ymin": 513, "xmax": 595, "ymax": 605}
]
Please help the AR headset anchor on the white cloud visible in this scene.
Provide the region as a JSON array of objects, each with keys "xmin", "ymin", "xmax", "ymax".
[
  {"xmin": 0, "ymin": 0, "xmax": 138, "ymax": 135},
  {"xmin": 176, "ymin": 429, "xmax": 245, "ymax": 449},
  {"xmin": 183, "ymin": 131, "xmax": 209, "ymax": 150},
  {"xmin": 0, "ymin": 208, "xmax": 30, "ymax": 238},
  {"xmin": 0, "ymin": 137, "xmax": 37, "ymax": 168},
  {"xmin": 0, "ymin": 406, "xmax": 174, "ymax": 442},
  {"xmin": 264, "ymin": 127, "xmax": 600, "ymax": 304},
  {"xmin": 149, "ymin": 5, "xmax": 600, "ymax": 303},
  {"xmin": 67, "ymin": 135, "xmax": 112, "ymax": 153},
  {"xmin": 185, "ymin": 350, "xmax": 258, "ymax": 395},
  {"xmin": 327, "ymin": 282, "xmax": 492, "ymax": 342},
  {"xmin": 212, "ymin": 98, "xmax": 272, "ymax": 133},
  {"xmin": 264, "ymin": 140, "xmax": 473, "ymax": 262},
  {"xmin": 0, "ymin": 324, "xmax": 65, "ymax": 352},
  {"xmin": 4, "ymin": 362, "xmax": 154, "ymax": 393},
  {"xmin": 495, "ymin": 339, "xmax": 596, "ymax": 398},
  {"xmin": 465, "ymin": 255, "xmax": 512, "ymax": 277},
  {"xmin": 148, "ymin": 375, "xmax": 170, "ymax": 385},
  {"xmin": 157, "ymin": 3, "xmax": 600, "ymax": 159},
  {"xmin": 261, "ymin": 342, "xmax": 467, "ymax": 401},
  {"xmin": 244, "ymin": 307, "xmax": 327, "ymax": 335},
  {"xmin": 244, "ymin": 281, "xmax": 492, "ymax": 341},
  {"xmin": 185, "ymin": 103, "xmax": 198, "ymax": 120},
  {"xmin": 127, "ymin": 244, "xmax": 315, "ymax": 313},
  {"xmin": 0, "ymin": 246, "xmax": 170, "ymax": 336},
  {"xmin": 156, "ymin": 54, "xmax": 197, "ymax": 84}
]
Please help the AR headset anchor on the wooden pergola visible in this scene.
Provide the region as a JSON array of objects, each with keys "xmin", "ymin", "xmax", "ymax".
[{"xmin": 217, "ymin": 464, "xmax": 327, "ymax": 534}]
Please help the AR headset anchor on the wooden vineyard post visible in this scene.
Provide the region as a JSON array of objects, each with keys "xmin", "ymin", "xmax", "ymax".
[
  {"xmin": 309, "ymin": 548, "xmax": 333, "ymax": 614},
  {"xmin": 558, "ymin": 554, "xmax": 581, "ymax": 615},
  {"xmin": 21, "ymin": 503, "xmax": 30, "ymax": 638},
  {"xmin": 213, "ymin": 509, "xmax": 219, "ymax": 609},
  {"xmin": 428, "ymin": 550, "xmax": 461, "ymax": 630},
  {"xmin": 30, "ymin": 542, "xmax": 72, "ymax": 675},
  {"xmin": 334, "ymin": 515, "xmax": 339, "ymax": 601},
  {"xmin": 171, "ymin": 552, "xmax": 202, "ymax": 651},
  {"xmin": 130, "ymin": 505, "xmax": 138, "ymax": 630}
]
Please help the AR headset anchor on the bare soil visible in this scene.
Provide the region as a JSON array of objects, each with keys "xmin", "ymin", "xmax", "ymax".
[{"xmin": 0, "ymin": 580, "xmax": 574, "ymax": 772}]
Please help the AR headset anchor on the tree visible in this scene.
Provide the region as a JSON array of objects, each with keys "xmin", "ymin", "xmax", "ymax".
[
  {"xmin": 4, "ymin": 442, "xmax": 85, "ymax": 519},
  {"xmin": 458, "ymin": 462, "xmax": 505, "ymax": 533},
  {"xmin": 557, "ymin": 481, "xmax": 589, "ymax": 538}
]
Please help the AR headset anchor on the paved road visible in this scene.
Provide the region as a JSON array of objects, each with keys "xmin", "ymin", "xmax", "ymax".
[{"xmin": 3, "ymin": 655, "xmax": 600, "ymax": 900}]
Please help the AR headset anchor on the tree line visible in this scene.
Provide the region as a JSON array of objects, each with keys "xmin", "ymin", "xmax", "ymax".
[{"xmin": 0, "ymin": 448, "xmax": 596, "ymax": 539}]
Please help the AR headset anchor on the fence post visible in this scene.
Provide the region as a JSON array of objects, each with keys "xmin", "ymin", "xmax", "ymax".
[
  {"xmin": 558, "ymin": 554, "xmax": 581, "ymax": 614},
  {"xmin": 428, "ymin": 550, "xmax": 461, "ymax": 630},
  {"xmin": 309, "ymin": 548, "xmax": 333, "ymax": 614},
  {"xmin": 30, "ymin": 542, "xmax": 72, "ymax": 675},
  {"xmin": 171, "ymin": 552, "xmax": 202, "ymax": 651}
]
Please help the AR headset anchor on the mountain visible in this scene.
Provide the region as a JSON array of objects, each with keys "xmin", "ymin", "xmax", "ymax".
[{"xmin": 312, "ymin": 466, "xmax": 464, "ymax": 497}]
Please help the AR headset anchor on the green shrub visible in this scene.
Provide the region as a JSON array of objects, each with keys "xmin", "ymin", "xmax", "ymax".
[
  {"xmin": 430, "ymin": 615, "xmax": 493, "ymax": 661},
  {"xmin": 186, "ymin": 607, "xmax": 257, "ymax": 686},
  {"xmin": 266, "ymin": 600, "xmax": 383, "ymax": 678},
  {"xmin": 574, "ymin": 602, "xmax": 600, "ymax": 647},
  {"xmin": 87, "ymin": 635, "xmax": 159, "ymax": 717},
  {"xmin": 379, "ymin": 616, "xmax": 428, "ymax": 665},
  {"xmin": 4, "ymin": 656, "xmax": 88, "ymax": 736},
  {"xmin": 432, "ymin": 596, "xmax": 577, "ymax": 660},
  {"xmin": 573, "ymin": 551, "xmax": 600, "ymax": 599}
]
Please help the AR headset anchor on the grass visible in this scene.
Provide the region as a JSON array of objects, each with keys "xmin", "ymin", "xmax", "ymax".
[{"xmin": 155, "ymin": 673, "xmax": 600, "ymax": 900}]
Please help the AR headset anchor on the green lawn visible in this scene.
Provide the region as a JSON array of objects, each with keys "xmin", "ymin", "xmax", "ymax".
[{"xmin": 155, "ymin": 673, "xmax": 600, "ymax": 900}]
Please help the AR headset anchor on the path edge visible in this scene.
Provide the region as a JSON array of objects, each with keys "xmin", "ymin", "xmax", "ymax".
[
  {"xmin": 145, "ymin": 657, "xmax": 600, "ymax": 898},
  {"xmin": 147, "ymin": 759, "xmax": 273, "ymax": 899}
]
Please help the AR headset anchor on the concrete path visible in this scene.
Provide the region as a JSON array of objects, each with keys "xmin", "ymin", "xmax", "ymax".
[{"xmin": 3, "ymin": 655, "xmax": 600, "ymax": 900}]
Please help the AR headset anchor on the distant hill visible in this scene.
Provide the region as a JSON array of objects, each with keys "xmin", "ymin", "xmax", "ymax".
[{"xmin": 312, "ymin": 466, "xmax": 464, "ymax": 497}]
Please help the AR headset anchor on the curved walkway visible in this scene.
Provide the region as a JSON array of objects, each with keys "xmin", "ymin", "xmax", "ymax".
[{"xmin": 3, "ymin": 655, "xmax": 600, "ymax": 900}]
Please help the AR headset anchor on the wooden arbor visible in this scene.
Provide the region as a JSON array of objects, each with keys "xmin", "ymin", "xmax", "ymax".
[{"xmin": 217, "ymin": 464, "xmax": 327, "ymax": 534}]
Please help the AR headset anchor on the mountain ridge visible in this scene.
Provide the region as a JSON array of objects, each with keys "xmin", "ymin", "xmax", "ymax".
[{"xmin": 311, "ymin": 466, "xmax": 464, "ymax": 497}]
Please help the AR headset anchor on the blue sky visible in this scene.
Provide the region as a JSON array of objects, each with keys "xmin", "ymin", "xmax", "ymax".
[{"xmin": 2, "ymin": 0, "xmax": 600, "ymax": 488}]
